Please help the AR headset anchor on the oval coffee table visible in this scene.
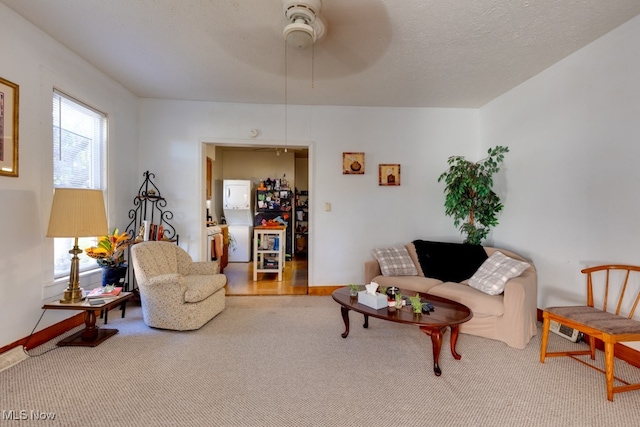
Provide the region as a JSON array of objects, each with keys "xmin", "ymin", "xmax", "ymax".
[{"xmin": 332, "ymin": 287, "xmax": 473, "ymax": 376}]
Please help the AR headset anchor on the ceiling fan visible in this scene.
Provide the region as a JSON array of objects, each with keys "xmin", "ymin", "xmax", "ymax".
[
  {"xmin": 282, "ymin": 0, "xmax": 326, "ymax": 49},
  {"xmin": 277, "ymin": 0, "xmax": 391, "ymax": 81}
]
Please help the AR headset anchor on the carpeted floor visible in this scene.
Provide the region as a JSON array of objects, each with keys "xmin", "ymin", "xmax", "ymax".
[{"xmin": 1, "ymin": 295, "xmax": 639, "ymax": 426}]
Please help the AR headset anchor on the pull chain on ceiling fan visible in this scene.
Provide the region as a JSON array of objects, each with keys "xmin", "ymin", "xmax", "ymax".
[{"xmin": 281, "ymin": 0, "xmax": 326, "ymax": 155}]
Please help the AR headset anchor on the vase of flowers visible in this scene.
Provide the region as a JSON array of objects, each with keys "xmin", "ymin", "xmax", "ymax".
[{"xmin": 85, "ymin": 228, "xmax": 131, "ymax": 286}]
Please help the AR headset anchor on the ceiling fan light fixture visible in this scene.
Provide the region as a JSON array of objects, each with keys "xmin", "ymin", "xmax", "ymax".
[
  {"xmin": 284, "ymin": 19, "xmax": 315, "ymax": 49},
  {"xmin": 282, "ymin": 0, "xmax": 325, "ymax": 48}
]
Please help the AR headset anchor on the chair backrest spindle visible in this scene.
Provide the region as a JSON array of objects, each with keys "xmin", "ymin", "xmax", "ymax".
[
  {"xmin": 615, "ymin": 269, "xmax": 630, "ymax": 316},
  {"xmin": 604, "ymin": 269, "xmax": 610, "ymax": 313},
  {"xmin": 581, "ymin": 264, "xmax": 640, "ymax": 320}
]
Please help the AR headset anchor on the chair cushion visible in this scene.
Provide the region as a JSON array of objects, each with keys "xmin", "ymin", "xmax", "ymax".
[
  {"xmin": 372, "ymin": 245, "xmax": 418, "ymax": 276},
  {"xmin": 428, "ymin": 282, "xmax": 505, "ymax": 317},
  {"xmin": 412, "ymin": 240, "xmax": 488, "ymax": 282},
  {"xmin": 546, "ymin": 306, "xmax": 640, "ymax": 335},
  {"xmin": 468, "ymin": 251, "xmax": 530, "ymax": 295},
  {"xmin": 184, "ymin": 275, "xmax": 227, "ymax": 303}
]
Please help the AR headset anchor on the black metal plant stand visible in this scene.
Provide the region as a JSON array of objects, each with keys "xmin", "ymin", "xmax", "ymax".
[{"xmin": 123, "ymin": 171, "xmax": 178, "ymax": 292}]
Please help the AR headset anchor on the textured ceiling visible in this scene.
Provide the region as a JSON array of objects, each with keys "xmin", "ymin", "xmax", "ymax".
[{"xmin": 3, "ymin": 0, "xmax": 640, "ymax": 108}]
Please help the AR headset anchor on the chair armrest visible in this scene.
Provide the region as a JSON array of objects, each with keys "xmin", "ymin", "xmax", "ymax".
[
  {"xmin": 501, "ymin": 268, "xmax": 538, "ymax": 348},
  {"xmin": 187, "ymin": 261, "xmax": 220, "ymax": 275},
  {"xmin": 143, "ymin": 274, "xmax": 187, "ymax": 303},
  {"xmin": 364, "ymin": 260, "xmax": 382, "ymax": 284}
]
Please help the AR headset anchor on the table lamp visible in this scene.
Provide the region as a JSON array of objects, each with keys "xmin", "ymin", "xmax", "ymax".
[{"xmin": 47, "ymin": 188, "xmax": 108, "ymax": 303}]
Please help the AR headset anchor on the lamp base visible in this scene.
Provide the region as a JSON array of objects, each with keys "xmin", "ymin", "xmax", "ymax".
[
  {"xmin": 60, "ymin": 287, "xmax": 85, "ymax": 304},
  {"xmin": 60, "ymin": 240, "xmax": 85, "ymax": 304}
]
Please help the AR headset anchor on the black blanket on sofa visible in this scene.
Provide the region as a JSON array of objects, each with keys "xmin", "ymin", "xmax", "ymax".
[{"xmin": 412, "ymin": 240, "xmax": 488, "ymax": 283}]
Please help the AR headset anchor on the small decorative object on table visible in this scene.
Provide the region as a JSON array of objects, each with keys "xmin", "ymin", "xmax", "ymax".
[
  {"xmin": 385, "ymin": 286, "xmax": 400, "ymax": 300},
  {"xmin": 409, "ymin": 294, "xmax": 423, "ymax": 314},
  {"xmin": 394, "ymin": 292, "xmax": 404, "ymax": 310},
  {"xmin": 348, "ymin": 284, "xmax": 359, "ymax": 297}
]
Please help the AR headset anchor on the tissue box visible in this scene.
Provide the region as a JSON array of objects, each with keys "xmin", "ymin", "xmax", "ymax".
[{"xmin": 357, "ymin": 290, "xmax": 388, "ymax": 309}]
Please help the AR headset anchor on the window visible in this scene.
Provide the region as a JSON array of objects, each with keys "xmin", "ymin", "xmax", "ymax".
[{"xmin": 52, "ymin": 90, "xmax": 107, "ymax": 278}]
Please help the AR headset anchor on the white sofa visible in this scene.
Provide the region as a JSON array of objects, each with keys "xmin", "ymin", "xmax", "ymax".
[
  {"xmin": 365, "ymin": 241, "xmax": 537, "ymax": 349},
  {"xmin": 131, "ymin": 241, "xmax": 227, "ymax": 330}
]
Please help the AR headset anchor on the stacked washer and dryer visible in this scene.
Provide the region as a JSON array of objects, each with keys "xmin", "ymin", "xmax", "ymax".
[{"xmin": 222, "ymin": 179, "xmax": 253, "ymax": 262}]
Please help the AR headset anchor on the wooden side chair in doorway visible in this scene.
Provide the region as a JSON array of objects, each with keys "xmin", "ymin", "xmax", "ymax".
[{"xmin": 540, "ymin": 264, "xmax": 640, "ymax": 401}]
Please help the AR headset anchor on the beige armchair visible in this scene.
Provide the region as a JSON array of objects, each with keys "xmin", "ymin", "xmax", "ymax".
[{"xmin": 130, "ymin": 241, "xmax": 226, "ymax": 330}]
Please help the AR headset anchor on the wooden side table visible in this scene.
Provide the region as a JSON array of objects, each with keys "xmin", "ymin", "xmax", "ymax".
[{"xmin": 42, "ymin": 292, "xmax": 133, "ymax": 347}]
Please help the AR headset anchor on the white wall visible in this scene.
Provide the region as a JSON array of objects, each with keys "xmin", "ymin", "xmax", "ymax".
[
  {"xmin": 480, "ymin": 15, "xmax": 640, "ymax": 311},
  {"xmin": 139, "ymin": 100, "xmax": 478, "ymax": 286},
  {"xmin": 8, "ymin": 1, "xmax": 639, "ymax": 350},
  {"xmin": 0, "ymin": 5, "xmax": 138, "ymax": 348}
]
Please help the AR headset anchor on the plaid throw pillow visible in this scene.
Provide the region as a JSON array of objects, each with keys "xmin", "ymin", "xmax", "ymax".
[
  {"xmin": 372, "ymin": 245, "xmax": 418, "ymax": 276},
  {"xmin": 469, "ymin": 251, "xmax": 530, "ymax": 295}
]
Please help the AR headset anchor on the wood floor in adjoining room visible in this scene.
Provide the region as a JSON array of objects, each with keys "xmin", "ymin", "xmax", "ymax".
[{"xmin": 223, "ymin": 256, "xmax": 308, "ymax": 296}]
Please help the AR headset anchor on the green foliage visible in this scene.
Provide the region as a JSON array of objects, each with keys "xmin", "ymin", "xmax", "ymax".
[
  {"xmin": 409, "ymin": 293, "xmax": 422, "ymax": 313},
  {"xmin": 437, "ymin": 146, "xmax": 509, "ymax": 245}
]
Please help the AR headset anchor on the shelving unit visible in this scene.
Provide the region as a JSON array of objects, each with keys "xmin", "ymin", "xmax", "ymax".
[
  {"xmin": 255, "ymin": 185, "xmax": 293, "ymax": 259},
  {"xmin": 253, "ymin": 226, "xmax": 286, "ymax": 281},
  {"xmin": 295, "ymin": 189, "xmax": 308, "ymax": 255}
]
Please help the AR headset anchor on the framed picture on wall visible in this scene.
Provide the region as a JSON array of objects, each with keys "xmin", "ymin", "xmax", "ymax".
[
  {"xmin": 343, "ymin": 152, "xmax": 365, "ymax": 174},
  {"xmin": 379, "ymin": 164, "xmax": 400, "ymax": 186},
  {"xmin": 0, "ymin": 76, "xmax": 19, "ymax": 177}
]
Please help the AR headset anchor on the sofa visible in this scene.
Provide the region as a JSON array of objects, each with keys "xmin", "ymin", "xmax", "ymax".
[
  {"xmin": 131, "ymin": 241, "xmax": 227, "ymax": 331},
  {"xmin": 364, "ymin": 240, "xmax": 537, "ymax": 349}
]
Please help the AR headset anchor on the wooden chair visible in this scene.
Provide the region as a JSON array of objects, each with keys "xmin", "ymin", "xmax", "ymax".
[{"xmin": 540, "ymin": 264, "xmax": 640, "ymax": 401}]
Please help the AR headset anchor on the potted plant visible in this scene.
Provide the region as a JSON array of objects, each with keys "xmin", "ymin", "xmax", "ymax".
[
  {"xmin": 348, "ymin": 284, "xmax": 360, "ymax": 297},
  {"xmin": 437, "ymin": 145, "xmax": 509, "ymax": 245},
  {"xmin": 394, "ymin": 292, "xmax": 403, "ymax": 310},
  {"xmin": 409, "ymin": 294, "xmax": 422, "ymax": 314},
  {"xmin": 85, "ymin": 228, "xmax": 131, "ymax": 286}
]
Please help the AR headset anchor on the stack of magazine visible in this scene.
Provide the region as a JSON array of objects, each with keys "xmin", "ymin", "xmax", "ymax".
[{"xmin": 86, "ymin": 287, "xmax": 122, "ymax": 299}]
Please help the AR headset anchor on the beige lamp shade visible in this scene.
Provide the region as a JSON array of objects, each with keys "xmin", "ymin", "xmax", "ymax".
[{"xmin": 47, "ymin": 188, "xmax": 108, "ymax": 238}]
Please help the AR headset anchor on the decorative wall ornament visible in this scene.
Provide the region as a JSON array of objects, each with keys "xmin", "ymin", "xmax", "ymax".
[
  {"xmin": 0, "ymin": 76, "xmax": 19, "ymax": 177},
  {"xmin": 379, "ymin": 164, "xmax": 400, "ymax": 186},
  {"xmin": 342, "ymin": 152, "xmax": 364, "ymax": 175}
]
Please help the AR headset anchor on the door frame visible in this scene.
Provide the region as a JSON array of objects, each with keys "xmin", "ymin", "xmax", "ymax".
[{"xmin": 199, "ymin": 138, "xmax": 313, "ymax": 290}]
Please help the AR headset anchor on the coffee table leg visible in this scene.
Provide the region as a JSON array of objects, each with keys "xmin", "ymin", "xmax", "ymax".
[
  {"xmin": 363, "ymin": 314, "xmax": 369, "ymax": 329},
  {"xmin": 450, "ymin": 325, "xmax": 462, "ymax": 360},
  {"xmin": 420, "ymin": 326, "xmax": 446, "ymax": 376},
  {"xmin": 340, "ymin": 306, "xmax": 350, "ymax": 338}
]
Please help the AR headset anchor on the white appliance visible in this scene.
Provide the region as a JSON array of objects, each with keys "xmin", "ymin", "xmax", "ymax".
[
  {"xmin": 228, "ymin": 225, "xmax": 252, "ymax": 262},
  {"xmin": 549, "ymin": 320, "xmax": 581, "ymax": 342},
  {"xmin": 223, "ymin": 180, "xmax": 253, "ymax": 262},
  {"xmin": 223, "ymin": 179, "xmax": 253, "ymax": 226}
]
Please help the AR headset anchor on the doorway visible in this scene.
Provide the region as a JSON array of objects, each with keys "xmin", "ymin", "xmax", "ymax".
[
  {"xmin": 204, "ymin": 144, "xmax": 310, "ymax": 296},
  {"xmin": 223, "ymin": 257, "xmax": 308, "ymax": 295}
]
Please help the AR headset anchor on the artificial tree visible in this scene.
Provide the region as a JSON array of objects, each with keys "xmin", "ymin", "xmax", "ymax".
[{"xmin": 437, "ymin": 146, "xmax": 509, "ymax": 245}]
